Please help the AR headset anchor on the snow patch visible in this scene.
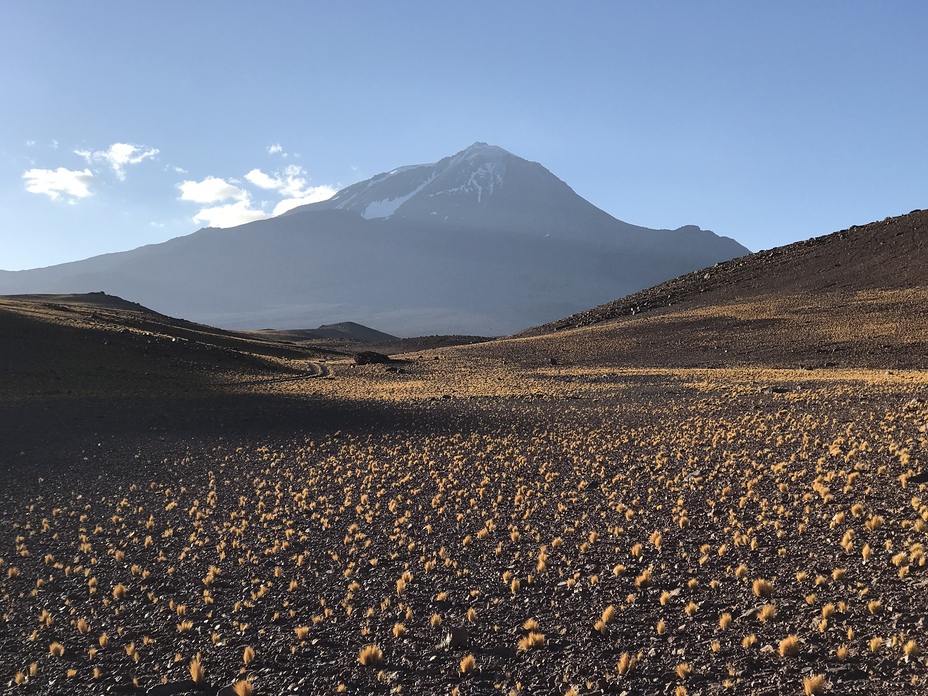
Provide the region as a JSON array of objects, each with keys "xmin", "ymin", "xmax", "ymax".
[
  {"xmin": 361, "ymin": 173, "xmax": 437, "ymax": 220},
  {"xmin": 432, "ymin": 162, "xmax": 505, "ymax": 203}
]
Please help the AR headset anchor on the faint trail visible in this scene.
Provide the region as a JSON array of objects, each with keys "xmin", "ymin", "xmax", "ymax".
[{"xmin": 232, "ymin": 361, "xmax": 331, "ymax": 386}]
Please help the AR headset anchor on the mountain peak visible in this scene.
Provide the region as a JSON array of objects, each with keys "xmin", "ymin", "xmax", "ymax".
[
  {"xmin": 457, "ymin": 141, "xmax": 510, "ymax": 158},
  {"xmin": 316, "ymin": 142, "xmax": 519, "ymax": 221}
]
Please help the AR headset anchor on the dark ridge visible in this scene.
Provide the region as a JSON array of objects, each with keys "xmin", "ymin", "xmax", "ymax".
[{"xmin": 518, "ymin": 208, "xmax": 928, "ymax": 337}]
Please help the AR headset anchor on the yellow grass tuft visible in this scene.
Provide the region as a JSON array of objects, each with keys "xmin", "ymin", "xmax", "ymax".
[
  {"xmin": 189, "ymin": 655, "xmax": 205, "ymax": 686},
  {"xmin": 752, "ymin": 578, "xmax": 773, "ymax": 599},
  {"xmin": 459, "ymin": 653, "xmax": 476, "ymax": 674},
  {"xmin": 232, "ymin": 678, "xmax": 254, "ymax": 696},
  {"xmin": 803, "ymin": 674, "xmax": 828, "ymax": 695},
  {"xmin": 779, "ymin": 635, "xmax": 801, "ymax": 657},
  {"xmin": 358, "ymin": 644, "xmax": 383, "ymax": 667},
  {"xmin": 616, "ymin": 652, "xmax": 637, "ymax": 676},
  {"xmin": 517, "ymin": 632, "xmax": 545, "ymax": 651}
]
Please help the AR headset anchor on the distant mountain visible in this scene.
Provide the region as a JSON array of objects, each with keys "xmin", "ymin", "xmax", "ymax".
[
  {"xmin": 250, "ymin": 322, "xmax": 398, "ymax": 344},
  {"xmin": 0, "ymin": 143, "xmax": 749, "ymax": 336}
]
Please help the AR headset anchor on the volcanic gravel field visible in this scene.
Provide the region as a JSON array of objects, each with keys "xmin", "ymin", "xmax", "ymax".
[
  {"xmin": 3, "ymin": 353, "xmax": 928, "ymax": 696},
  {"xmin": 3, "ymin": 209, "xmax": 928, "ymax": 695}
]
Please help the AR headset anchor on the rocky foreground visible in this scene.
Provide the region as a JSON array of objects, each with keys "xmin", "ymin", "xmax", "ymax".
[{"xmin": 3, "ymin": 354, "xmax": 928, "ymax": 695}]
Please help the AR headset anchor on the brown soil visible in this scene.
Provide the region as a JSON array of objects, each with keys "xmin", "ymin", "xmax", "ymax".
[
  {"xmin": 2, "ymin": 213, "xmax": 928, "ymax": 696},
  {"xmin": 503, "ymin": 209, "xmax": 928, "ymax": 371}
]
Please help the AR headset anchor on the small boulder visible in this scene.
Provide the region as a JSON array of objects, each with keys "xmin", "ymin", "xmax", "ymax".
[
  {"xmin": 440, "ymin": 626, "xmax": 469, "ymax": 650},
  {"xmin": 354, "ymin": 351, "xmax": 391, "ymax": 365}
]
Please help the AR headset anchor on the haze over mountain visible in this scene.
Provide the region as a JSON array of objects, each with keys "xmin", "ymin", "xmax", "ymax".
[{"xmin": 0, "ymin": 143, "xmax": 749, "ymax": 336}]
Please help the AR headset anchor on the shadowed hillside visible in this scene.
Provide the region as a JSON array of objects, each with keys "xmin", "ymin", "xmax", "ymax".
[
  {"xmin": 492, "ymin": 209, "xmax": 928, "ymax": 369},
  {"xmin": 0, "ymin": 293, "xmax": 336, "ymax": 400}
]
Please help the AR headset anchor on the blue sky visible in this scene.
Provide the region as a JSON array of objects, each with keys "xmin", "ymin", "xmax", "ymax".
[{"xmin": 2, "ymin": 1, "xmax": 926, "ymax": 270}]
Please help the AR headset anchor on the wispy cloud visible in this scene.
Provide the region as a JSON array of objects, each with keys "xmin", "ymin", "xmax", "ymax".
[
  {"xmin": 267, "ymin": 143, "xmax": 283, "ymax": 155},
  {"xmin": 178, "ymin": 157, "xmax": 337, "ymax": 229},
  {"xmin": 178, "ymin": 175, "xmax": 268, "ymax": 228},
  {"xmin": 23, "ymin": 167, "xmax": 94, "ymax": 202},
  {"xmin": 246, "ymin": 164, "xmax": 336, "ymax": 215},
  {"xmin": 74, "ymin": 142, "xmax": 159, "ymax": 180}
]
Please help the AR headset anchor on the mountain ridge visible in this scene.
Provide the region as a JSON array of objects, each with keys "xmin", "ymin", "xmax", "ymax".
[
  {"xmin": 0, "ymin": 143, "xmax": 749, "ymax": 336},
  {"xmin": 468, "ymin": 207, "xmax": 928, "ymax": 370}
]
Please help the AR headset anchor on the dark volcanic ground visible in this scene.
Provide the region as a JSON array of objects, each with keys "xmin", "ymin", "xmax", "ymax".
[
  {"xmin": 3, "ymin": 210, "xmax": 928, "ymax": 695},
  {"xmin": 3, "ymin": 364, "xmax": 928, "ymax": 695}
]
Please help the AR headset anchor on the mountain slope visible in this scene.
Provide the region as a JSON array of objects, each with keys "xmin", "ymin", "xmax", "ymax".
[
  {"xmin": 468, "ymin": 208, "xmax": 928, "ymax": 368},
  {"xmin": 0, "ymin": 293, "xmax": 334, "ymax": 401},
  {"xmin": 0, "ymin": 143, "xmax": 749, "ymax": 336}
]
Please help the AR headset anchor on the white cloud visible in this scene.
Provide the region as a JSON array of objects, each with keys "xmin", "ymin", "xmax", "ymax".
[
  {"xmin": 179, "ymin": 163, "xmax": 336, "ymax": 229},
  {"xmin": 272, "ymin": 186, "xmax": 338, "ymax": 215},
  {"xmin": 180, "ymin": 175, "xmax": 267, "ymax": 227},
  {"xmin": 178, "ymin": 176, "xmax": 249, "ymax": 204},
  {"xmin": 75, "ymin": 142, "xmax": 159, "ymax": 180},
  {"xmin": 192, "ymin": 199, "xmax": 268, "ymax": 228},
  {"xmin": 23, "ymin": 167, "xmax": 93, "ymax": 202},
  {"xmin": 245, "ymin": 168, "xmax": 283, "ymax": 189},
  {"xmin": 245, "ymin": 164, "xmax": 336, "ymax": 214},
  {"xmin": 267, "ymin": 143, "xmax": 283, "ymax": 154}
]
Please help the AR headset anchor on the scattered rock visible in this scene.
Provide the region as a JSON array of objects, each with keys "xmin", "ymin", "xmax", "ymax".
[
  {"xmin": 440, "ymin": 626, "xmax": 468, "ymax": 650},
  {"xmin": 354, "ymin": 351, "xmax": 391, "ymax": 365}
]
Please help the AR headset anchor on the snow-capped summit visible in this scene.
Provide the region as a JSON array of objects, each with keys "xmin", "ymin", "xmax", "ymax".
[
  {"xmin": 312, "ymin": 142, "xmax": 513, "ymax": 222},
  {"xmin": 301, "ymin": 142, "xmax": 633, "ymax": 242}
]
